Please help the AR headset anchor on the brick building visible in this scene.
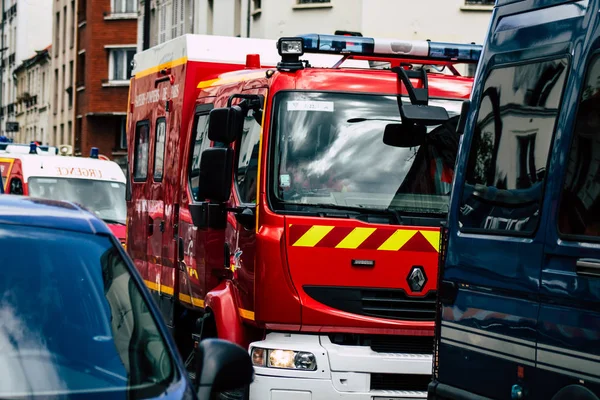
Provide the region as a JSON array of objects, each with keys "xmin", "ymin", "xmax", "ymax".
[{"xmin": 75, "ymin": 0, "xmax": 137, "ymax": 168}]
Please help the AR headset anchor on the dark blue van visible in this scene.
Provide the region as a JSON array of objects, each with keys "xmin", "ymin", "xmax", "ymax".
[{"xmin": 429, "ymin": 0, "xmax": 600, "ymax": 399}]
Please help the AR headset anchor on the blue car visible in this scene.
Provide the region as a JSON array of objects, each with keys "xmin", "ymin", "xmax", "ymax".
[
  {"xmin": 0, "ymin": 195, "xmax": 252, "ymax": 399},
  {"xmin": 429, "ymin": 0, "xmax": 600, "ymax": 399}
]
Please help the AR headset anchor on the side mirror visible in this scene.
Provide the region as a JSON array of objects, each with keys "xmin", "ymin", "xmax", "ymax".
[
  {"xmin": 197, "ymin": 147, "xmax": 234, "ymax": 202},
  {"xmin": 208, "ymin": 106, "xmax": 245, "ymax": 144},
  {"xmin": 195, "ymin": 339, "xmax": 254, "ymax": 400},
  {"xmin": 234, "ymin": 207, "xmax": 256, "ymax": 231},
  {"xmin": 456, "ymin": 100, "xmax": 470, "ymax": 135},
  {"xmin": 383, "ymin": 123, "xmax": 427, "ymax": 147},
  {"xmin": 400, "ymin": 104, "xmax": 449, "ymax": 126}
]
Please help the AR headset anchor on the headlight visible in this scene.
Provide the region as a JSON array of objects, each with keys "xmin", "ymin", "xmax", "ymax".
[{"xmin": 250, "ymin": 347, "xmax": 317, "ymax": 371}]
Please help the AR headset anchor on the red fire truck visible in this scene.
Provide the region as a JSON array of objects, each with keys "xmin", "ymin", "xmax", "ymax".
[{"xmin": 126, "ymin": 33, "xmax": 479, "ymax": 399}]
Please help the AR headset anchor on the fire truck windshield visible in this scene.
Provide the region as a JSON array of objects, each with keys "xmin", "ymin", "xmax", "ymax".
[
  {"xmin": 28, "ymin": 177, "xmax": 126, "ymax": 225},
  {"xmin": 271, "ymin": 91, "xmax": 463, "ymax": 219}
]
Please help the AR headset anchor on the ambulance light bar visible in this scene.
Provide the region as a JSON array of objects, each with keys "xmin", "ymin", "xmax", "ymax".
[{"xmin": 280, "ymin": 34, "xmax": 482, "ymax": 63}]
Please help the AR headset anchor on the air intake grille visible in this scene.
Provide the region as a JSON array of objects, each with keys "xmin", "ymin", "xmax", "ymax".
[
  {"xmin": 304, "ymin": 286, "xmax": 437, "ymax": 321},
  {"xmin": 329, "ymin": 333, "xmax": 433, "ymax": 354}
]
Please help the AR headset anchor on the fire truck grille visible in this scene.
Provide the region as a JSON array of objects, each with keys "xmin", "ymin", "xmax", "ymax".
[
  {"xmin": 370, "ymin": 373, "xmax": 431, "ymax": 391},
  {"xmin": 303, "ymin": 286, "xmax": 437, "ymax": 321},
  {"xmin": 328, "ymin": 333, "xmax": 434, "ymax": 354}
]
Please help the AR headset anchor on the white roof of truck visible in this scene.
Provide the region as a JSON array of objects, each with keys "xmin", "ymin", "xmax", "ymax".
[
  {"xmin": 0, "ymin": 154, "xmax": 126, "ymax": 183},
  {"xmin": 132, "ymin": 34, "xmax": 368, "ymax": 76}
]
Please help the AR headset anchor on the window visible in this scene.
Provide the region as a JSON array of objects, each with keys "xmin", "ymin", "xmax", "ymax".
[
  {"xmin": 67, "ymin": 121, "xmax": 72, "ymax": 143},
  {"xmin": 558, "ymin": 54, "xmax": 600, "ymax": 238},
  {"xmin": 77, "ymin": 52, "xmax": 85, "ymax": 87},
  {"xmin": 68, "ymin": 61, "xmax": 73, "ymax": 108},
  {"xmin": 55, "ymin": 12, "xmax": 60, "ymax": 57},
  {"xmin": 41, "ymin": 72, "xmax": 46, "ymax": 104},
  {"xmin": 459, "ymin": 58, "xmax": 569, "ymax": 234},
  {"xmin": 154, "ymin": 118, "xmax": 166, "ymax": 181},
  {"xmin": 188, "ymin": 111, "xmax": 211, "ymax": 201},
  {"xmin": 63, "ymin": 6, "xmax": 67, "ymax": 53},
  {"xmin": 53, "ymin": 125, "xmax": 57, "ymax": 144},
  {"xmin": 109, "ymin": 48, "xmax": 135, "ymax": 82},
  {"xmin": 236, "ymin": 109, "xmax": 261, "ymax": 204},
  {"xmin": 234, "ymin": 0, "xmax": 241, "ymax": 37},
  {"xmin": 252, "ymin": 0, "xmax": 261, "ymax": 10},
  {"xmin": 119, "ymin": 117, "xmax": 127, "ymax": 149},
  {"xmin": 70, "ymin": 0, "xmax": 74, "ymax": 48},
  {"xmin": 61, "ymin": 65, "xmax": 65, "ymax": 111},
  {"xmin": 60, "ymin": 123, "xmax": 64, "ymax": 144},
  {"xmin": 134, "ymin": 121, "xmax": 150, "ymax": 181},
  {"xmin": 113, "ymin": 0, "xmax": 136, "ymax": 13},
  {"xmin": 207, "ymin": 0, "xmax": 214, "ymax": 34},
  {"xmin": 0, "ymin": 225, "xmax": 176, "ymax": 397},
  {"xmin": 158, "ymin": 2, "xmax": 168, "ymax": 43},
  {"xmin": 171, "ymin": 0, "xmax": 184, "ymax": 39},
  {"xmin": 53, "ymin": 68, "xmax": 58, "ymax": 114}
]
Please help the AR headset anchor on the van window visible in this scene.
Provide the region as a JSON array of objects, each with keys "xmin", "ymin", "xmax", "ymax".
[
  {"xmin": 188, "ymin": 113, "xmax": 211, "ymax": 201},
  {"xmin": 558, "ymin": 54, "xmax": 600, "ymax": 238},
  {"xmin": 459, "ymin": 58, "xmax": 568, "ymax": 234},
  {"xmin": 153, "ymin": 118, "xmax": 166, "ymax": 181},
  {"xmin": 10, "ymin": 177, "xmax": 23, "ymax": 195},
  {"xmin": 133, "ymin": 121, "xmax": 150, "ymax": 181},
  {"xmin": 235, "ymin": 109, "xmax": 261, "ymax": 204}
]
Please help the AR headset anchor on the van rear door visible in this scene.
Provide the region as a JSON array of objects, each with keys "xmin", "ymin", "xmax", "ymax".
[{"xmin": 537, "ymin": 37, "xmax": 600, "ymax": 397}]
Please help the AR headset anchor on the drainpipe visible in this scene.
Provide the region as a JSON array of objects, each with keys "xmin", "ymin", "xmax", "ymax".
[
  {"xmin": 246, "ymin": 0, "xmax": 250, "ymax": 37},
  {"xmin": 143, "ymin": 0, "xmax": 150, "ymax": 50}
]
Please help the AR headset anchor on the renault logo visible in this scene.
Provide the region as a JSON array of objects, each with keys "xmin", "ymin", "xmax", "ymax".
[{"xmin": 407, "ymin": 266, "xmax": 427, "ymax": 292}]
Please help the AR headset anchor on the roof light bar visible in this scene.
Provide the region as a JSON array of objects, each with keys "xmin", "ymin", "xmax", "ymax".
[{"xmin": 297, "ymin": 34, "xmax": 482, "ymax": 62}]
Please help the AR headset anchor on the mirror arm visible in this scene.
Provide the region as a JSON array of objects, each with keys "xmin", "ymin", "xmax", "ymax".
[
  {"xmin": 392, "ymin": 66, "xmax": 429, "ymax": 106},
  {"xmin": 226, "ymin": 94, "xmax": 265, "ymax": 110}
]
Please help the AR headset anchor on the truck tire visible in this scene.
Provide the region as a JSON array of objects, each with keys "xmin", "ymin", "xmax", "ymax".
[
  {"xmin": 552, "ymin": 385, "xmax": 599, "ymax": 400},
  {"xmin": 216, "ymin": 386, "xmax": 249, "ymax": 400}
]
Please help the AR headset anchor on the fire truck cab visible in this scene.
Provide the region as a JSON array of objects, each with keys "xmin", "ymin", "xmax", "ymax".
[
  {"xmin": 126, "ymin": 33, "xmax": 480, "ymax": 399},
  {"xmin": 0, "ymin": 143, "xmax": 127, "ymax": 242}
]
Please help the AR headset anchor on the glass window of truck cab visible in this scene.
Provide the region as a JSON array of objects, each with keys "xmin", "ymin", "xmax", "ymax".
[
  {"xmin": 235, "ymin": 108, "xmax": 262, "ymax": 204},
  {"xmin": 188, "ymin": 109, "xmax": 212, "ymax": 201},
  {"xmin": 133, "ymin": 121, "xmax": 150, "ymax": 182},
  {"xmin": 269, "ymin": 91, "xmax": 463, "ymax": 219},
  {"xmin": 458, "ymin": 58, "xmax": 569, "ymax": 234},
  {"xmin": 558, "ymin": 53, "xmax": 600, "ymax": 239},
  {"xmin": 0, "ymin": 223, "xmax": 177, "ymax": 397}
]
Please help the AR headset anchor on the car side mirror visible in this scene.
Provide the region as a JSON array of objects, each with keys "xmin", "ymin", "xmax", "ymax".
[
  {"xmin": 195, "ymin": 339, "xmax": 254, "ymax": 400},
  {"xmin": 197, "ymin": 147, "xmax": 234, "ymax": 203},
  {"xmin": 208, "ymin": 106, "xmax": 245, "ymax": 144}
]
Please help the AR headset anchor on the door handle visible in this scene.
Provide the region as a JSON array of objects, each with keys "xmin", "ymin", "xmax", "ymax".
[{"xmin": 576, "ymin": 259, "xmax": 600, "ymax": 278}]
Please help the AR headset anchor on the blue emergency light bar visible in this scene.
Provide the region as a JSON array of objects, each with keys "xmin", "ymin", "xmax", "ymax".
[{"xmin": 277, "ymin": 34, "xmax": 482, "ymax": 63}]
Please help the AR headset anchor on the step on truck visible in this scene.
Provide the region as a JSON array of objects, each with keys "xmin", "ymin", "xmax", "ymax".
[
  {"xmin": 126, "ymin": 33, "xmax": 480, "ymax": 399},
  {"xmin": 428, "ymin": 0, "xmax": 600, "ymax": 399}
]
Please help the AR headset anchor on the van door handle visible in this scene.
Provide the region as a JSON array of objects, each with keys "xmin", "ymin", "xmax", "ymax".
[{"xmin": 576, "ymin": 259, "xmax": 600, "ymax": 278}]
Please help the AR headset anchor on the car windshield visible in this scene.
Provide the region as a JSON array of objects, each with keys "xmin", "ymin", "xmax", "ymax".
[
  {"xmin": 27, "ymin": 177, "xmax": 126, "ymax": 225},
  {"xmin": 271, "ymin": 91, "xmax": 463, "ymax": 217},
  {"xmin": 0, "ymin": 224, "xmax": 176, "ymax": 397}
]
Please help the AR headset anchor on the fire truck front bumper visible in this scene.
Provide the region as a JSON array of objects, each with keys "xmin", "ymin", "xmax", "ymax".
[{"xmin": 248, "ymin": 332, "xmax": 431, "ymax": 400}]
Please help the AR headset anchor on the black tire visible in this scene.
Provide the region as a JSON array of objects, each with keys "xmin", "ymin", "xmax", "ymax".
[
  {"xmin": 552, "ymin": 385, "xmax": 599, "ymax": 400},
  {"xmin": 215, "ymin": 385, "xmax": 250, "ymax": 400}
]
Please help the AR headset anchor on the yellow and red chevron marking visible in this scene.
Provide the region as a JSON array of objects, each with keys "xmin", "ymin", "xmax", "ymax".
[{"xmin": 288, "ymin": 224, "xmax": 440, "ymax": 252}]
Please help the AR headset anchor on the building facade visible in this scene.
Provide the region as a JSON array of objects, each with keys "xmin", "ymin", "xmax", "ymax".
[
  {"xmin": 75, "ymin": 0, "xmax": 137, "ymax": 167},
  {"xmin": 51, "ymin": 0, "xmax": 77, "ymax": 149},
  {"xmin": 0, "ymin": 0, "xmax": 53, "ymax": 139},
  {"xmin": 14, "ymin": 46, "xmax": 52, "ymax": 144},
  {"xmin": 137, "ymin": 0, "xmax": 494, "ymax": 51}
]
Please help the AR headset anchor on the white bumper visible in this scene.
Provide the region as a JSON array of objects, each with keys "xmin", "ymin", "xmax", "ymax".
[{"xmin": 249, "ymin": 333, "xmax": 431, "ymax": 400}]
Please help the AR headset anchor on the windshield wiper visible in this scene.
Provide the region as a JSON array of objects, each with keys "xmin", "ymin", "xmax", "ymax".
[
  {"xmin": 289, "ymin": 203, "xmax": 401, "ymax": 222},
  {"xmin": 101, "ymin": 218, "xmax": 126, "ymax": 226}
]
